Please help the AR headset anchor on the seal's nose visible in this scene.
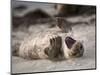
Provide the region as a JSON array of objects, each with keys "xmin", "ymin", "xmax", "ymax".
[{"xmin": 65, "ymin": 36, "xmax": 76, "ymax": 49}]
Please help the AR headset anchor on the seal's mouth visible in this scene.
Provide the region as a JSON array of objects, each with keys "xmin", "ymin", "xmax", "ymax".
[{"xmin": 65, "ymin": 36, "xmax": 76, "ymax": 49}]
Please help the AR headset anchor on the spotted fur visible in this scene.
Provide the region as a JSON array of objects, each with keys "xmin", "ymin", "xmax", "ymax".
[{"xmin": 18, "ymin": 31, "xmax": 84, "ymax": 60}]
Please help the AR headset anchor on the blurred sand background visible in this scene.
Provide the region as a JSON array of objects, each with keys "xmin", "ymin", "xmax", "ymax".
[{"xmin": 11, "ymin": 0, "xmax": 96, "ymax": 74}]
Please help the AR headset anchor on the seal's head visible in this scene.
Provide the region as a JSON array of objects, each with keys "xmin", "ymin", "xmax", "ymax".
[{"xmin": 65, "ymin": 36, "xmax": 84, "ymax": 58}]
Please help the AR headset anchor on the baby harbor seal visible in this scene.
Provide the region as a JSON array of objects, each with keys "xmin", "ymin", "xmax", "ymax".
[{"xmin": 18, "ymin": 32, "xmax": 84, "ymax": 60}]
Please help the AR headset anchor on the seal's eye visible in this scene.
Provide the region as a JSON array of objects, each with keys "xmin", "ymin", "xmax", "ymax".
[{"xmin": 80, "ymin": 44, "xmax": 83, "ymax": 50}]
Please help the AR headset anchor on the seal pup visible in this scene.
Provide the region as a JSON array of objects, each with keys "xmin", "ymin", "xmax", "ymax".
[{"xmin": 17, "ymin": 32, "xmax": 84, "ymax": 60}]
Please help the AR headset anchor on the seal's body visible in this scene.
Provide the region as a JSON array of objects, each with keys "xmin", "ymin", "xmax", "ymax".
[{"xmin": 18, "ymin": 31, "xmax": 84, "ymax": 60}]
